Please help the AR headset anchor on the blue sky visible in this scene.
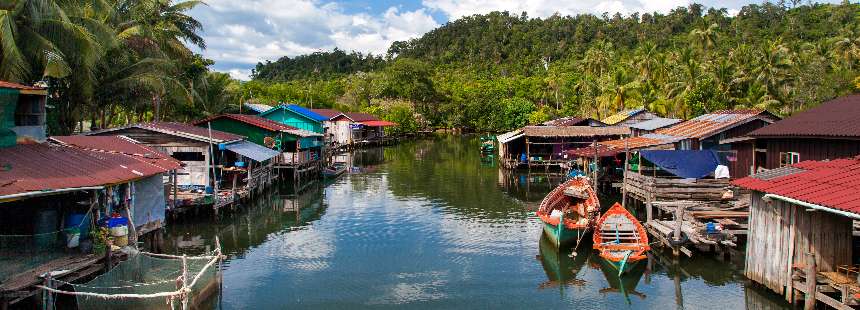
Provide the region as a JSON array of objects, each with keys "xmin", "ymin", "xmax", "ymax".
[{"xmin": 188, "ymin": 0, "xmax": 837, "ymax": 80}]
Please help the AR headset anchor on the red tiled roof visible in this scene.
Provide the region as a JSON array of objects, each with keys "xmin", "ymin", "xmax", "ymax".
[
  {"xmin": 194, "ymin": 114, "xmax": 299, "ymax": 133},
  {"xmin": 732, "ymin": 156, "xmax": 860, "ymax": 214},
  {"xmin": 0, "ymin": 143, "xmax": 174, "ymax": 197},
  {"xmin": 360, "ymin": 120, "xmax": 397, "ymax": 127},
  {"xmin": 748, "ymin": 94, "xmax": 860, "ymax": 138},
  {"xmin": 656, "ymin": 109, "xmax": 772, "ymax": 139},
  {"xmin": 0, "ymin": 80, "xmax": 45, "ymax": 91},
  {"xmin": 50, "ymin": 136, "xmax": 181, "ymax": 170},
  {"xmin": 344, "ymin": 112, "xmax": 380, "ymax": 122},
  {"xmin": 310, "ymin": 109, "xmax": 343, "ymax": 120}
]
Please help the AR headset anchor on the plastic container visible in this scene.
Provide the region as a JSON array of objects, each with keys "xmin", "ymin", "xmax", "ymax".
[
  {"xmin": 110, "ymin": 225, "xmax": 128, "ymax": 237},
  {"xmin": 234, "ymin": 161, "xmax": 245, "ymax": 167},
  {"xmin": 65, "ymin": 213, "xmax": 90, "ymax": 239},
  {"xmin": 107, "ymin": 217, "xmax": 128, "ymax": 228}
]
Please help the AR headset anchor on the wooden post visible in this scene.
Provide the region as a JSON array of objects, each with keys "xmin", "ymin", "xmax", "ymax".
[
  {"xmin": 525, "ymin": 137, "xmax": 530, "ymax": 169},
  {"xmin": 804, "ymin": 252, "xmax": 817, "ymax": 310},
  {"xmin": 172, "ymin": 170, "xmax": 178, "ymax": 210},
  {"xmin": 646, "ymin": 197, "xmax": 653, "ymax": 224},
  {"xmin": 592, "ymin": 140, "xmax": 598, "ymax": 193},
  {"xmin": 622, "ymin": 139, "xmax": 629, "ymax": 208},
  {"xmin": 104, "ymin": 238, "xmax": 113, "ymax": 272}
]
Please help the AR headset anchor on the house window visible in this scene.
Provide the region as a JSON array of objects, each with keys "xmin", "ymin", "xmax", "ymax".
[
  {"xmin": 172, "ymin": 151, "xmax": 205, "ymax": 161},
  {"xmin": 779, "ymin": 152, "xmax": 800, "ymax": 167}
]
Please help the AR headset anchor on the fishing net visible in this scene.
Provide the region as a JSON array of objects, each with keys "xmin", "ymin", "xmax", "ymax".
[{"xmin": 65, "ymin": 250, "xmax": 220, "ymax": 310}]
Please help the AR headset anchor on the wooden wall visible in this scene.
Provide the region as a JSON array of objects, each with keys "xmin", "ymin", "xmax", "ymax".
[
  {"xmin": 764, "ymin": 138, "xmax": 860, "ymax": 169},
  {"xmin": 731, "ymin": 141, "xmax": 754, "ymax": 178},
  {"xmin": 745, "ymin": 191, "xmax": 852, "ymax": 298}
]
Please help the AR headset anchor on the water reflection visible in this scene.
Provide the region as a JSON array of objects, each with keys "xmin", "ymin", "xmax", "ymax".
[{"xmin": 161, "ymin": 135, "xmax": 791, "ymax": 309}]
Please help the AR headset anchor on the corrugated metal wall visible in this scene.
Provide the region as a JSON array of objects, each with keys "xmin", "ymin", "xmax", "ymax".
[
  {"xmin": 765, "ymin": 138, "xmax": 860, "ymax": 169},
  {"xmin": 746, "ymin": 191, "xmax": 852, "ymax": 298}
]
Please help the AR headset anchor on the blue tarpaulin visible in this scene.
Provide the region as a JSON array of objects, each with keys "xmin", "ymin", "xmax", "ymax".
[{"xmin": 639, "ymin": 150, "xmax": 720, "ymax": 179}]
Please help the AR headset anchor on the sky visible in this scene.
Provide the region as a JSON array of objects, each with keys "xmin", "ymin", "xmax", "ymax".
[{"xmin": 187, "ymin": 0, "xmax": 828, "ymax": 80}]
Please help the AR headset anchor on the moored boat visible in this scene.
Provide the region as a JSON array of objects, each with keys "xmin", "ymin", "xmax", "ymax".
[
  {"xmin": 593, "ymin": 203, "xmax": 649, "ymax": 276},
  {"xmin": 322, "ymin": 162, "xmax": 347, "ymax": 179},
  {"xmin": 536, "ymin": 176, "xmax": 600, "ymax": 248}
]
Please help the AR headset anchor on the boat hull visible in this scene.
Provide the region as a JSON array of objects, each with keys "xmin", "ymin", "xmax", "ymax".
[
  {"xmin": 542, "ymin": 222, "xmax": 588, "ymax": 248},
  {"xmin": 600, "ymin": 255, "xmax": 645, "ymax": 275}
]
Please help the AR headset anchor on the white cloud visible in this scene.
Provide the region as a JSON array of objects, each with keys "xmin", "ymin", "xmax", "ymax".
[{"xmin": 190, "ymin": 0, "xmax": 439, "ymax": 80}]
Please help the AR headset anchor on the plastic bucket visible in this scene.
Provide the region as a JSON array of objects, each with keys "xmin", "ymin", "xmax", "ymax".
[{"xmin": 65, "ymin": 213, "xmax": 90, "ymax": 239}]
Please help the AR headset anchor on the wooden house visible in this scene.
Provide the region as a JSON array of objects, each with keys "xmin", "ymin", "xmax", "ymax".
[
  {"xmin": 86, "ymin": 122, "xmax": 243, "ymax": 187},
  {"xmin": 259, "ymin": 104, "xmax": 326, "ymax": 134},
  {"xmin": 601, "ymin": 107, "xmax": 659, "ymax": 127},
  {"xmin": 729, "ymin": 94, "xmax": 860, "ymax": 178},
  {"xmin": 0, "ymin": 81, "xmax": 47, "ymax": 146},
  {"xmin": 497, "ymin": 125, "xmax": 630, "ymax": 169},
  {"xmin": 733, "ymin": 156, "xmax": 860, "ymax": 308},
  {"xmin": 194, "ymin": 114, "xmax": 323, "ymax": 170},
  {"xmin": 0, "ymin": 137, "xmax": 180, "ymax": 307},
  {"xmin": 343, "ymin": 112, "xmax": 396, "ymax": 145},
  {"xmin": 310, "ymin": 108, "xmax": 347, "ymax": 146}
]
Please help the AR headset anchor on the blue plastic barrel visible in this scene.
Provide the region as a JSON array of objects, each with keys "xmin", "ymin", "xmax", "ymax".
[{"xmin": 65, "ymin": 213, "xmax": 90, "ymax": 239}]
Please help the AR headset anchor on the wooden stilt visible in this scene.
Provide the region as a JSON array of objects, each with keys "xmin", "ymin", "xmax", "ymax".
[{"xmin": 804, "ymin": 252, "xmax": 817, "ymax": 310}]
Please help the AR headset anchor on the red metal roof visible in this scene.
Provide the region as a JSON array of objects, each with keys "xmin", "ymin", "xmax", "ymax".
[
  {"xmin": 656, "ymin": 109, "xmax": 772, "ymax": 139},
  {"xmin": 0, "ymin": 143, "xmax": 174, "ymax": 197},
  {"xmin": 748, "ymin": 94, "xmax": 860, "ymax": 138},
  {"xmin": 0, "ymin": 80, "xmax": 45, "ymax": 91},
  {"xmin": 542, "ymin": 117, "xmax": 597, "ymax": 127},
  {"xmin": 50, "ymin": 136, "xmax": 181, "ymax": 170},
  {"xmin": 90, "ymin": 122, "xmax": 244, "ymax": 143},
  {"xmin": 360, "ymin": 120, "xmax": 397, "ymax": 127},
  {"xmin": 310, "ymin": 109, "xmax": 344, "ymax": 120},
  {"xmin": 344, "ymin": 112, "xmax": 380, "ymax": 122},
  {"xmin": 732, "ymin": 156, "xmax": 860, "ymax": 214},
  {"xmin": 194, "ymin": 114, "xmax": 299, "ymax": 133},
  {"xmin": 567, "ymin": 144, "xmax": 622, "ymax": 158}
]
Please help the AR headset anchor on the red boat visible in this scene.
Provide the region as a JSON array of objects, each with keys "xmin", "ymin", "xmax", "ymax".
[
  {"xmin": 536, "ymin": 177, "xmax": 600, "ymax": 248},
  {"xmin": 593, "ymin": 203, "xmax": 649, "ymax": 275}
]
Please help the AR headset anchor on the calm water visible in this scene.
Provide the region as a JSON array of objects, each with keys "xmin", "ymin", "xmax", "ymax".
[{"xmin": 165, "ymin": 135, "xmax": 789, "ymax": 309}]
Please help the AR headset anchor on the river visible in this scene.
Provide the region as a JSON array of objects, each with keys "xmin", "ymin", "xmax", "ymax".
[{"xmin": 164, "ymin": 135, "xmax": 790, "ymax": 309}]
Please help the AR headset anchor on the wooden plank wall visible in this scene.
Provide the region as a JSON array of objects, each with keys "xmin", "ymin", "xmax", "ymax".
[{"xmin": 745, "ymin": 191, "xmax": 853, "ymax": 297}]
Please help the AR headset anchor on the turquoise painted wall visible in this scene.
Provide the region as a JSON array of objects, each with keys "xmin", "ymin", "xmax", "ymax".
[{"xmin": 261, "ymin": 108, "xmax": 324, "ymax": 133}]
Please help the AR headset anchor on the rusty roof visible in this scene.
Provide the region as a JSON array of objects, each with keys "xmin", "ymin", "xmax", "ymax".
[
  {"xmin": 567, "ymin": 134, "xmax": 680, "ymax": 158},
  {"xmin": 542, "ymin": 117, "xmax": 603, "ymax": 127},
  {"xmin": 0, "ymin": 143, "xmax": 174, "ymax": 197},
  {"xmin": 344, "ymin": 112, "xmax": 380, "ymax": 122},
  {"xmin": 194, "ymin": 114, "xmax": 299, "ymax": 133},
  {"xmin": 656, "ymin": 109, "xmax": 775, "ymax": 139},
  {"xmin": 522, "ymin": 126, "xmax": 630, "ymax": 137},
  {"xmin": 748, "ymin": 94, "xmax": 860, "ymax": 139},
  {"xmin": 310, "ymin": 109, "xmax": 344, "ymax": 120},
  {"xmin": 49, "ymin": 136, "xmax": 181, "ymax": 170},
  {"xmin": 0, "ymin": 80, "xmax": 45, "ymax": 91},
  {"xmin": 732, "ymin": 156, "xmax": 860, "ymax": 215},
  {"xmin": 88, "ymin": 122, "xmax": 244, "ymax": 143}
]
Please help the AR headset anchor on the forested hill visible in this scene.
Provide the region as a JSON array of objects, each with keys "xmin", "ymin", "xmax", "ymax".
[
  {"xmin": 246, "ymin": 2, "xmax": 860, "ymax": 133},
  {"xmin": 252, "ymin": 48, "xmax": 385, "ymax": 80}
]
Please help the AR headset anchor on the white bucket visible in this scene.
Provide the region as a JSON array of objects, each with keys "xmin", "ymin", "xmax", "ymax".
[{"xmin": 110, "ymin": 225, "xmax": 128, "ymax": 237}]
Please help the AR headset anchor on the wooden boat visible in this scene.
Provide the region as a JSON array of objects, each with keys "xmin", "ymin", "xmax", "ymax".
[
  {"xmin": 322, "ymin": 162, "xmax": 347, "ymax": 179},
  {"xmin": 480, "ymin": 135, "xmax": 495, "ymax": 153},
  {"xmin": 537, "ymin": 234, "xmax": 590, "ymax": 290},
  {"xmin": 536, "ymin": 176, "xmax": 600, "ymax": 248},
  {"xmin": 593, "ymin": 203, "xmax": 649, "ymax": 276}
]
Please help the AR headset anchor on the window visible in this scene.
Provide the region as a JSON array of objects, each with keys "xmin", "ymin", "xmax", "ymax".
[
  {"xmin": 172, "ymin": 151, "xmax": 205, "ymax": 161},
  {"xmin": 779, "ymin": 152, "xmax": 800, "ymax": 167}
]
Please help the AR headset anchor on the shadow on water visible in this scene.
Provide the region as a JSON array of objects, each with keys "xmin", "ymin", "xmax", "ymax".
[{"xmin": 161, "ymin": 134, "xmax": 792, "ymax": 309}]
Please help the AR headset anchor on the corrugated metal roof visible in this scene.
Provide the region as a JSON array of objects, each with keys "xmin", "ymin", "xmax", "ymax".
[
  {"xmin": 748, "ymin": 94, "xmax": 860, "ymax": 138},
  {"xmin": 344, "ymin": 112, "xmax": 380, "ymax": 122},
  {"xmin": 0, "ymin": 143, "xmax": 173, "ymax": 197},
  {"xmin": 497, "ymin": 130, "xmax": 523, "ymax": 143},
  {"xmin": 360, "ymin": 120, "xmax": 397, "ymax": 127},
  {"xmin": 310, "ymin": 109, "xmax": 344, "ymax": 120},
  {"xmin": 601, "ymin": 107, "xmax": 647, "ymax": 125},
  {"xmin": 285, "ymin": 105, "xmax": 328, "ymax": 122},
  {"xmin": 542, "ymin": 117, "xmax": 603, "ymax": 127},
  {"xmin": 243, "ymin": 101, "xmax": 274, "ymax": 113},
  {"xmin": 656, "ymin": 109, "xmax": 771, "ymax": 139},
  {"xmin": 628, "ymin": 118, "xmax": 682, "ymax": 131},
  {"xmin": 567, "ymin": 144, "xmax": 622, "ymax": 157},
  {"xmin": 522, "ymin": 126, "xmax": 630, "ymax": 137},
  {"xmin": 0, "ymin": 80, "xmax": 45, "ymax": 91},
  {"xmin": 224, "ymin": 141, "xmax": 280, "ymax": 162},
  {"xmin": 49, "ymin": 136, "xmax": 181, "ymax": 170},
  {"xmin": 87, "ymin": 122, "xmax": 244, "ymax": 143},
  {"xmin": 732, "ymin": 156, "xmax": 860, "ymax": 215},
  {"xmin": 195, "ymin": 114, "xmax": 299, "ymax": 133}
]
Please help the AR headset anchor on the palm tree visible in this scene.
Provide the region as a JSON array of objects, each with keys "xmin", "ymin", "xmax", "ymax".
[
  {"xmin": 690, "ymin": 23, "xmax": 719, "ymax": 57},
  {"xmin": 752, "ymin": 40, "xmax": 793, "ymax": 109}
]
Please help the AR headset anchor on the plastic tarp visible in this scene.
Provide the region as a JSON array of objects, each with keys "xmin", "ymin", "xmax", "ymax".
[
  {"xmin": 639, "ymin": 150, "xmax": 721, "ymax": 179},
  {"xmin": 225, "ymin": 140, "xmax": 280, "ymax": 162},
  {"xmin": 133, "ymin": 174, "xmax": 166, "ymax": 229}
]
